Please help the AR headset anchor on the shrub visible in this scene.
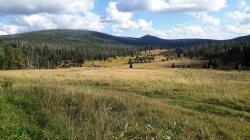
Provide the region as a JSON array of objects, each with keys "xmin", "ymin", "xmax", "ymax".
[
  {"xmin": 171, "ymin": 63, "xmax": 175, "ymax": 68},
  {"xmin": 0, "ymin": 78, "xmax": 13, "ymax": 90}
]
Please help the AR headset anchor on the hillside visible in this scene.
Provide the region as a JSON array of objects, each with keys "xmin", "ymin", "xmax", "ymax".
[
  {"xmin": 0, "ymin": 29, "xmax": 225, "ymax": 48},
  {"xmin": 0, "ymin": 29, "xmax": 249, "ymax": 70},
  {"xmin": 1, "ymin": 29, "xmax": 129, "ymax": 48}
]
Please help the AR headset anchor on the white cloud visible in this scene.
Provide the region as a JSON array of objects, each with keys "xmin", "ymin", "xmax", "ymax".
[
  {"xmin": 106, "ymin": 1, "xmax": 250, "ymax": 40},
  {"xmin": 227, "ymin": 11, "xmax": 250, "ymax": 24},
  {"xmin": 57, "ymin": 13, "xmax": 106, "ymax": 31},
  {"xmin": 112, "ymin": 20, "xmax": 138, "ymax": 32},
  {"xmin": 0, "ymin": 0, "xmax": 94, "ymax": 15},
  {"xmin": 224, "ymin": 24, "xmax": 250, "ymax": 35},
  {"xmin": 0, "ymin": 0, "xmax": 106, "ymax": 34},
  {"xmin": 116, "ymin": 0, "xmax": 226, "ymax": 13},
  {"xmin": 142, "ymin": 23, "xmax": 250, "ymax": 40},
  {"xmin": 0, "ymin": 23, "xmax": 25, "ymax": 35},
  {"xmin": 239, "ymin": 0, "xmax": 247, "ymax": 8},
  {"xmin": 18, "ymin": 14, "xmax": 57, "ymax": 30},
  {"xmin": 193, "ymin": 13, "xmax": 220, "ymax": 26},
  {"xmin": 137, "ymin": 19, "xmax": 153, "ymax": 31},
  {"xmin": 151, "ymin": 25, "xmax": 207, "ymax": 39},
  {"xmin": 10, "ymin": 12, "xmax": 105, "ymax": 32},
  {"xmin": 106, "ymin": 2, "xmax": 133, "ymax": 22},
  {"xmin": 106, "ymin": 2, "xmax": 153, "ymax": 32},
  {"xmin": 112, "ymin": 19, "xmax": 153, "ymax": 32},
  {"xmin": 1, "ymin": 0, "xmax": 249, "ymax": 40},
  {"xmin": 227, "ymin": 1, "xmax": 250, "ymax": 24}
]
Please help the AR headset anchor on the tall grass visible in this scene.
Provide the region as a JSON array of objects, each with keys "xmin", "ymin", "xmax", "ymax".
[
  {"xmin": 0, "ymin": 82, "xmax": 184, "ymax": 139},
  {"xmin": 0, "ymin": 67, "xmax": 250, "ymax": 139}
]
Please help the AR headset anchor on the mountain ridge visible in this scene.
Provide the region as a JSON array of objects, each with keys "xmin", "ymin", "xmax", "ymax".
[{"xmin": 1, "ymin": 29, "xmax": 250, "ymax": 48}]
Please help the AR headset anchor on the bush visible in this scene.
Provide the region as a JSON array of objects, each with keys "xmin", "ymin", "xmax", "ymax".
[
  {"xmin": 202, "ymin": 64, "xmax": 207, "ymax": 69},
  {"xmin": 0, "ymin": 78, "xmax": 13, "ymax": 90},
  {"xmin": 171, "ymin": 63, "xmax": 175, "ymax": 68}
]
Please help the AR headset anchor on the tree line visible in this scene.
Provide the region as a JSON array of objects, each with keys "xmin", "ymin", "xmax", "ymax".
[
  {"xmin": 0, "ymin": 39, "xmax": 136, "ymax": 70},
  {"xmin": 165, "ymin": 40, "xmax": 250, "ymax": 70},
  {"xmin": 0, "ymin": 38, "xmax": 250, "ymax": 70}
]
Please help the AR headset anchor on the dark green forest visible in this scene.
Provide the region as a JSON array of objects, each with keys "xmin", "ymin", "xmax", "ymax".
[
  {"xmin": 0, "ymin": 29, "xmax": 249, "ymax": 70},
  {"xmin": 173, "ymin": 41, "xmax": 250, "ymax": 69},
  {"xmin": 0, "ymin": 40, "xmax": 138, "ymax": 69},
  {"xmin": 0, "ymin": 30, "xmax": 139, "ymax": 69}
]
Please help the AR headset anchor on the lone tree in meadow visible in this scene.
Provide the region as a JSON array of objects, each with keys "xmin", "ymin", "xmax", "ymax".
[
  {"xmin": 212, "ymin": 60, "xmax": 219, "ymax": 69},
  {"xmin": 171, "ymin": 63, "xmax": 175, "ymax": 68},
  {"xmin": 235, "ymin": 63, "xmax": 242, "ymax": 71},
  {"xmin": 129, "ymin": 59, "xmax": 133, "ymax": 68},
  {"xmin": 208, "ymin": 59, "xmax": 213, "ymax": 69}
]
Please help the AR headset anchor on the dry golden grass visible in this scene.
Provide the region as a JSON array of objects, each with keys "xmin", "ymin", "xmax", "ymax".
[
  {"xmin": 0, "ymin": 66, "xmax": 249, "ymax": 99},
  {"xmin": 1, "ymin": 62, "xmax": 250, "ymax": 139}
]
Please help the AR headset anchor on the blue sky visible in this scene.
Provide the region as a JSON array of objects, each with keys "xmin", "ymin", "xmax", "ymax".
[{"xmin": 0, "ymin": 0, "xmax": 250, "ymax": 39}]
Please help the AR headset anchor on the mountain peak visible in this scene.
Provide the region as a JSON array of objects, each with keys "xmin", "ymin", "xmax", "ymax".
[
  {"xmin": 1, "ymin": 29, "xmax": 249, "ymax": 48},
  {"xmin": 140, "ymin": 35, "xmax": 159, "ymax": 39}
]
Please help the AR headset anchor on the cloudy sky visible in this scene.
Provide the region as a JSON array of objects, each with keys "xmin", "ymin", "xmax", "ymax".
[{"xmin": 0, "ymin": 0, "xmax": 250, "ymax": 39}]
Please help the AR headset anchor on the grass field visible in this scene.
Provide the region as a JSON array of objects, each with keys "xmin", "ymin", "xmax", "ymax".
[{"xmin": 0, "ymin": 61, "xmax": 250, "ymax": 139}]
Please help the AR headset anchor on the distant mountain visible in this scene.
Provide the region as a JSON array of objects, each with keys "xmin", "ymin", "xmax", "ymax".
[
  {"xmin": 1, "ymin": 29, "xmax": 249, "ymax": 48},
  {"xmin": 1, "ymin": 29, "xmax": 122, "ymax": 46},
  {"xmin": 0, "ymin": 29, "xmax": 249, "ymax": 70},
  {"xmin": 232, "ymin": 35, "xmax": 250, "ymax": 41}
]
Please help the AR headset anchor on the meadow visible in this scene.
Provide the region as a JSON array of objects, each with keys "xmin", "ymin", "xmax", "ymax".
[{"xmin": 0, "ymin": 59, "xmax": 250, "ymax": 140}]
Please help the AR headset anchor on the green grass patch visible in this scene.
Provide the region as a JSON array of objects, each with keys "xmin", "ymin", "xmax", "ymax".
[{"xmin": 0, "ymin": 86, "xmax": 189, "ymax": 139}]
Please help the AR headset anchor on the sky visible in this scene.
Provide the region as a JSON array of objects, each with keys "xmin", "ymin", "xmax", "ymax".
[{"xmin": 0, "ymin": 0, "xmax": 250, "ymax": 39}]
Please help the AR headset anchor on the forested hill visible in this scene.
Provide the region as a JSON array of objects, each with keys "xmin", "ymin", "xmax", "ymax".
[
  {"xmin": 0, "ymin": 29, "xmax": 250, "ymax": 70},
  {"xmin": 0, "ymin": 29, "xmax": 218, "ymax": 48},
  {"xmin": 1, "ymin": 29, "xmax": 129, "ymax": 48},
  {"xmin": 1, "ymin": 29, "xmax": 250, "ymax": 48}
]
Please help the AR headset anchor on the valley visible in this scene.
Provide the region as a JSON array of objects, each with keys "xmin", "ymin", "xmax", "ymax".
[{"xmin": 0, "ymin": 30, "xmax": 250, "ymax": 140}]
